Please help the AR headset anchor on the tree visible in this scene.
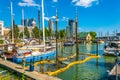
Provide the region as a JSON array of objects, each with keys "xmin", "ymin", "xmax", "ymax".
[
  {"xmin": 32, "ymin": 26, "xmax": 40, "ymax": 38},
  {"xmin": 45, "ymin": 28, "xmax": 49, "ymax": 37},
  {"xmin": 14, "ymin": 25, "xmax": 19, "ymax": 40},
  {"xmin": 59, "ymin": 29, "xmax": 66, "ymax": 39},
  {"xmin": 90, "ymin": 31, "xmax": 97, "ymax": 40},
  {"xmin": 9, "ymin": 20, "xmax": 20, "ymax": 42},
  {"xmin": 24, "ymin": 27, "xmax": 30, "ymax": 38},
  {"xmin": 19, "ymin": 32, "xmax": 23, "ymax": 39}
]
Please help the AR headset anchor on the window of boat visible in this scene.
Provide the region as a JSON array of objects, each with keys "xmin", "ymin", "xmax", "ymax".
[{"xmin": 110, "ymin": 43, "xmax": 118, "ymax": 48}]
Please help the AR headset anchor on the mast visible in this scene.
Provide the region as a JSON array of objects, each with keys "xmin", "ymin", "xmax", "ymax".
[
  {"xmin": 75, "ymin": 8, "xmax": 79, "ymax": 61},
  {"xmin": 22, "ymin": 9, "xmax": 24, "ymax": 41},
  {"xmin": 56, "ymin": 9, "xmax": 58, "ymax": 68},
  {"xmin": 38, "ymin": 5, "xmax": 40, "ymax": 44},
  {"xmin": 42, "ymin": 0, "xmax": 45, "ymax": 51},
  {"xmin": 10, "ymin": 0, "xmax": 14, "ymax": 44}
]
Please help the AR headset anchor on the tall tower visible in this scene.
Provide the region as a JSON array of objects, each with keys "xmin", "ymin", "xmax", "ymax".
[{"xmin": 68, "ymin": 20, "xmax": 75, "ymax": 38}]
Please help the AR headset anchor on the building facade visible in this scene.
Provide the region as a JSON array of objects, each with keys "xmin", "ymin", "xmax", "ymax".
[
  {"xmin": 22, "ymin": 18, "xmax": 36, "ymax": 27},
  {"xmin": 0, "ymin": 21, "xmax": 4, "ymax": 36},
  {"xmin": 48, "ymin": 19, "xmax": 54, "ymax": 32},
  {"xmin": 66, "ymin": 20, "xmax": 75, "ymax": 38}
]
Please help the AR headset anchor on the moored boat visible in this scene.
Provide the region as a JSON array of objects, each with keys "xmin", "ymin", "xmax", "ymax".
[{"xmin": 104, "ymin": 40, "xmax": 120, "ymax": 56}]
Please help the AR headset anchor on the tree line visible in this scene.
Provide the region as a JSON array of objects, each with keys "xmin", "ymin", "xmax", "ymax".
[{"xmin": 9, "ymin": 21, "xmax": 67, "ymax": 42}]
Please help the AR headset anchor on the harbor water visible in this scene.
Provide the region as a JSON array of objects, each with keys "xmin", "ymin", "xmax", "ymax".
[{"xmin": 57, "ymin": 43, "xmax": 116, "ymax": 80}]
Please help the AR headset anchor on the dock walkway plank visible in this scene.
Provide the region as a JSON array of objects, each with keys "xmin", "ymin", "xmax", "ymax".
[{"xmin": 0, "ymin": 58, "xmax": 61, "ymax": 80}]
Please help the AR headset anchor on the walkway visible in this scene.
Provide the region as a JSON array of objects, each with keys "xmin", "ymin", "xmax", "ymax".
[
  {"xmin": 0, "ymin": 58, "xmax": 61, "ymax": 80},
  {"xmin": 109, "ymin": 65, "xmax": 120, "ymax": 76}
]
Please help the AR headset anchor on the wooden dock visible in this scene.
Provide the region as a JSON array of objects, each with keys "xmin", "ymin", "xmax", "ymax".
[
  {"xmin": 0, "ymin": 58, "xmax": 61, "ymax": 80},
  {"xmin": 109, "ymin": 64, "xmax": 120, "ymax": 80},
  {"xmin": 109, "ymin": 65, "xmax": 120, "ymax": 76}
]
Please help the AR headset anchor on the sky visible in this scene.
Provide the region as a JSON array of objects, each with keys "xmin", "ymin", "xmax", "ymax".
[{"xmin": 0, "ymin": 0, "xmax": 120, "ymax": 35}]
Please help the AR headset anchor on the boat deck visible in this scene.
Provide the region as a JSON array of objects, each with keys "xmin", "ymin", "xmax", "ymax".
[{"xmin": 0, "ymin": 58, "xmax": 61, "ymax": 80}]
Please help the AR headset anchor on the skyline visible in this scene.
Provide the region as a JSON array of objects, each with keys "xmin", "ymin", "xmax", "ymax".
[{"xmin": 0, "ymin": 0, "xmax": 120, "ymax": 35}]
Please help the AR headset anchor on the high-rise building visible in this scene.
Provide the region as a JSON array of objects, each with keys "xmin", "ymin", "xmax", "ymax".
[
  {"xmin": 67, "ymin": 20, "xmax": 75, "ymax": 38},
  {"xmin": 48, "ymin": 19, "xmax": 54, "ymax": 32},
  {"xmin": 22, "ymin": 18, "xmax": 36, "ymax": 27},
  {"xmin": 0, "ymin": 21, "xmax": 4, "ymax": 36}
]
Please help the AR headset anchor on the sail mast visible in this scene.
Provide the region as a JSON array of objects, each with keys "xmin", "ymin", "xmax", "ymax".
[
  {"xmin": 75, "ymin": 8, "xmax": 79, "ymax": 61},
  {"xmin": 22, "ymin": 9, "xmax": 24, "ymax": 41},
  {"xmin": 38, "ymin": 5, "xmax": 40, "ymax": 44},
  {"xmin": 56, "ymin": 8, "xmax": 58, "ymax": 68},
  {"xmin": 42, "ymin": 0, "xmax": 45, "ymax": 51},
  {"xmin": 10, "ymin": 0, "xmax": 14, "ymax": 44}
]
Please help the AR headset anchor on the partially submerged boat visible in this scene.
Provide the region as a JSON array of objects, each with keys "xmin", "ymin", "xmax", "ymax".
[{"xmin": 104, "ymin": 40, "xmax": 120, "ymax": 56}]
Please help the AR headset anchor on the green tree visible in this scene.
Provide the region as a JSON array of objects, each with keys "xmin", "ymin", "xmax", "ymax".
[
  {"xmin": 24, "ymin": 27, "xmax": 30, "ymax": 38},
  {"xmin": 59, "ymin": 29, "xmax": 66, "ymax": 39},
  {"xmin": 19, "ymin": 32, "xmax": 23, "ymax": 39},
  {"xmin": 32, "ymin": 26, "xmax": 40, "ymax": 38},
  {"xmin": 9, "ymin": 21, "xmax": 19, "ymax": 42},
  {"xmin": 14, "ymin": 25, "xmax": 19, "ymax": 40},
  {"xmin": 90, "ymin": 31, "xmax": 97, "ymax": 40},
  {"xmin": 45, "ymin": 28, "xmax": 49, "ymax": 37}
]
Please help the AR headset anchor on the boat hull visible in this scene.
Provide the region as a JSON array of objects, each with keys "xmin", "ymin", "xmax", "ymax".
[{"xmin": 15, "ymin": 51, "xmax": 56, "ymax": 63}]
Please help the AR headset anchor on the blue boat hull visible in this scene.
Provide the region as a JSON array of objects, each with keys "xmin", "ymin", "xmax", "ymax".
[{"xmin": 15, "ymin": 51, "xmax": 56, "ymax": 63}]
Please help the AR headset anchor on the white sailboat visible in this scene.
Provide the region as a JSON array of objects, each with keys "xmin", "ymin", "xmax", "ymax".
[{"xmin": 14, "ymin": 0, "xmax": 56, "ymax": 63}]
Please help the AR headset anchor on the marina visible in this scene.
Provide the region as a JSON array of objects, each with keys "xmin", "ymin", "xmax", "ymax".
[{"xmin": 0, "ymin": 0, "xmax": 120, "ymax": 80}]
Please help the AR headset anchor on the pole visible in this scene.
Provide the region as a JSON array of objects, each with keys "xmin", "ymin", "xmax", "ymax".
[
  {"xmin": 56, "ymin": 9, "xmax": 58, "ymax": 68},
  {"xmin": 42, "ymin": 0, "xmax": 45, "ymax": 51},
  {"xmin": 116, "ymin": 53, "xmax": 118, "ymax": 80},
  {"xmin": 75, "ymin": 8, "xmax": 79, "ymax": 61},
  {"xmin": 10, "ymin": 1, "xmax": 14, "ymax": 44},
  {"xmin": 22, "ymin": 9, "xmax": 24, "ymax": 41},
  {"xmin": 96, "ymin": 42, "xmax": 98, "ymax": 56},
  {"xmin": 38, "ymin": 6, "xmax": 41, "ymax": 44}
]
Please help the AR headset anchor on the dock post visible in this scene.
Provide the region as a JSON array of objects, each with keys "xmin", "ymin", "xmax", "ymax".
[
  {"xmin": 115, "ymin": 52, "xmax": 119, "ymax": 80},
  {"xmin": 96, "ymin": 42, "xmax": 98, "ymax": 56}
]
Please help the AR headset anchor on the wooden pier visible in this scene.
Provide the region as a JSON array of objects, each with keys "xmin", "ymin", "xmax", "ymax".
[
  {"xmin": 0, "ymin": 58, "xmax": 61, "ymax": 80},
  {"xmin": 109, "ymin": 64, "xmax": 120, "ymax": 79},
  {"xmin": 109, "ymin": 65, "xmax": 120, "ymax": 76}
]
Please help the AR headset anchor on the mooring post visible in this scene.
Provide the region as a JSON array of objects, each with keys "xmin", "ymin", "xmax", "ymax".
[{"xmin": 96, "ymin": 42, "xmax": 98, "ymax": 56}]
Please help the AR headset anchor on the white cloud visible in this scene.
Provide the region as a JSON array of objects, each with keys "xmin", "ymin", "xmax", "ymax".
[
  {"xmin": 72, "ymin": 0, "xmax": 99, "ymax": 8},
  {"xmin": 51, "ymin": 16, "xmax": 56, "ymax": 19},
  {"xmin": 18, "ymin": 0, "xmax": 39, "ymax": 7},
  {"xmin": 53, "ymin": 0, "xmax": 58, "ymax": 2},
  {"xmin": 72, "ymin": 0, "xmax": 78, "ymax": 2},
  {"xmin": 61, "ymin": 17, "xmax": 69, "ymax": 21},
  {"xmin": 44, "ymin": 17, "xmax": 50, "ymax": 21}
]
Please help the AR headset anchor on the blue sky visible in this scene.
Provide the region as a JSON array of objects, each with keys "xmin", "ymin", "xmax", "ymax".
[{"xmin": 0, "ymin": 0, "xmax": 120, "ymax": 35}]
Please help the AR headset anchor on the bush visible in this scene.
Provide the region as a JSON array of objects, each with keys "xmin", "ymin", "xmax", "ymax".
[{"xmin": 0, "ymin": 40, "xmax": 4, "ymax": 44}]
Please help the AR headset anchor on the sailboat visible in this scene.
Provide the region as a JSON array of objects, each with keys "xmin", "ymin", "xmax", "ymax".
[{"xmin": 11, "ymin": 0, "xmax": 56, "ymax": 63}]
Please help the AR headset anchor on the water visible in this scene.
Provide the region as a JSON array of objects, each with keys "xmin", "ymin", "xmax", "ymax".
[{"xmin": 57, "ymin": 43, "xmax": 116, "ymax": 80}]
